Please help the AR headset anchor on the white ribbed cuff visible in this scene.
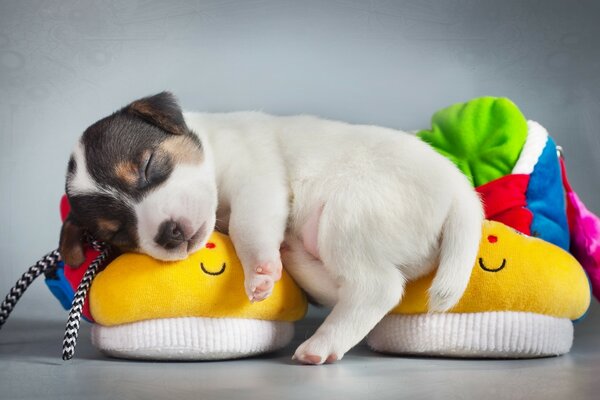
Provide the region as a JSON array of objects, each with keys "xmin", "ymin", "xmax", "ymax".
[
  {"xmin": 91, "ymin": 317, "xmax": 294, "ymax": 360},
  {"xmin": 367, "ymin": 312, "xmax": 573, "ymax": 358}
]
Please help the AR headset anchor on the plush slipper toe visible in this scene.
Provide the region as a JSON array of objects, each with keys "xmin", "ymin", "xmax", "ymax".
[
  {"xmin": 367, "ymin": 221, "xmax": 590, "ymax": 358},
  {"xmin": 88, "ymin": 232, "xmax": 307, "ymax": 360}
]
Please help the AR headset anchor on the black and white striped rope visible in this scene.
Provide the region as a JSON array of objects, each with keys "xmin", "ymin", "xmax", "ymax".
[
  {"xmin": 61, "ymin": 244, "xmax": 109, "ymax": 360},
  {"xmin": 84, "ymin": 233, "xmax": 105, "ymax": 253},
  {"xmin": 0, "ymin": 250, "xmax": 62, "ymax": 329},
  {"xmin": 0, "ymin": 234, "xmax": 109, "ymax": 360}
]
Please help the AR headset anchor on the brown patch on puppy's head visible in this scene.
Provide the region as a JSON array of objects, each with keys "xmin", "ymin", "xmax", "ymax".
[
  {"xmin": 59, "ymin": 217, "xmax": 86, "ymax": 267},
  {"xmin": 161, "ymin": 135, "xmax": 204, "ymax": 165},
  {"xmin": 126, "ymin": 92, "xmax": 188, "ymax": 136},
  {"xmin": 97, "ymin": 218, "xmax": 121, "ymax": 233},
  {"xmin": 114, "ymin": 161, "xmax": 139, "ymax": 186}
]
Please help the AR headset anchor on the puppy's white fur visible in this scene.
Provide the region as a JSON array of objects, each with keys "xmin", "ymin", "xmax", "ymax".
[
  {"xmin": 135, "ymin": 162, "xmax": 218, "ymax": 261},
  {"xmin": 181, "ymin": 111, "xmax": 483, "ymax": 364},
  {"xmin": 68, "ymin": 141, "xmax": 119, "ymax": 199}
]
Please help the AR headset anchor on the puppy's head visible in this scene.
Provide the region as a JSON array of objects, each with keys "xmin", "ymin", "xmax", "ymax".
[{"xmin": 60, "ymin": 92, "xmax": 217, "ymax": 266}]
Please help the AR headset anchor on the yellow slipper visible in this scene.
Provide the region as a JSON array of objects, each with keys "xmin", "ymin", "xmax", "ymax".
[
  {"xmin": 367, "ymin": 220, "xmax": 591, "ymax": 358},
  {"xmin": 89, "ymin": 232, "xmax": 307, "ymax": 360}
]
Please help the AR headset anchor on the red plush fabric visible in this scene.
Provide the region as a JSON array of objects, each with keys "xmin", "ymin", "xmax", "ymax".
[
  {"xmin": 475, "ymin": 174, "xmax": 533, "ymax": 235},
  {"xmin": 60, "ymin": 195, "xmax": 70, "ymax": 222}
]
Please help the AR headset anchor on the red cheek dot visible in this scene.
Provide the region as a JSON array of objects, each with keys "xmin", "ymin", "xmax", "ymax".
[
  {"xmin": 487, "ymin": 235, "xmax": 498, "ymax": 243},
  {"xmin": 206, "ymin": 242, "xmax": 216, "ymax": 249}
]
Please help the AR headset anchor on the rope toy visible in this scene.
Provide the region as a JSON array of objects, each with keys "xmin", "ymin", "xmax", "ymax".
[
  {"xmin": 0, "ymin": 250, "xmax": 61, "ymax": 327},
  {"xmin": 0, "ymin": 236, "xmax": 109, "ymax": 360}
]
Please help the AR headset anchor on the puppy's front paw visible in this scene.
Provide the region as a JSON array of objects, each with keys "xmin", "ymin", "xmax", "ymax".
[
  {"xmin": 244, "ymin": 258, "xmax": 282, "ymax": 303},
  {"xmin": 245, "ymin": 274, "xmax": 274, "ymax": 302},
  {"xmin": 255, "ymin": 258, "xmax": 282, "ymax": 281}
]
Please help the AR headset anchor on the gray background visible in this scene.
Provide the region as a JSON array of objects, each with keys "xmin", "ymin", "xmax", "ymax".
[{"xmin": 1, "ymin": 1, "xmax": 600, "ymax": 399}]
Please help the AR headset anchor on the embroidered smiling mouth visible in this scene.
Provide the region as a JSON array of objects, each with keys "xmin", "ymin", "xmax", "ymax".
[
  {"xmin": 200, "ymin": 262, "xmax": 226, "ymax": 276},
  {"xmin": 478, "ymin": 257, "xmax": 506, "ymax": 272}
]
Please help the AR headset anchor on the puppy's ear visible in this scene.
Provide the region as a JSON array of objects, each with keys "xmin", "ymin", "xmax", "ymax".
[
  {"xmin": 125, "ymin": 91, "xmax": 187, "ymax": 135},
  {"xmin": 59, "ymin": 216, "xmax": 86, "ymax": 268}
]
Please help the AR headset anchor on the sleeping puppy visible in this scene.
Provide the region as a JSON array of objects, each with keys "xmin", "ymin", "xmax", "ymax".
[{"xmin": 60, "ymin": 92, "xmax": 483, "ymax": 365}]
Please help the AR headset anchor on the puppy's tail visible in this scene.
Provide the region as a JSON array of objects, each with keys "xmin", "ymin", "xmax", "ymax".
[{"xmin": 428, "ymin": 189, "xmax": 483, "ymax": 312}]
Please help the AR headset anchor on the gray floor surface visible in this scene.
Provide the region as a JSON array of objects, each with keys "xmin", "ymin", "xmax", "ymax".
[{"xmin": 2, "ymin": 306, "xmax": 600, "ymax": 400}]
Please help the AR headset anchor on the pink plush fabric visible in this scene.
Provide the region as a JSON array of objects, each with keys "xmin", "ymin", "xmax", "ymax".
[
  {"xmin": 561, "ymin": 160, "xmax": 600, "ymax": 300},
  {"xmin": 567, "ymin": 190, "xmax": 600, "ymax": 300}
]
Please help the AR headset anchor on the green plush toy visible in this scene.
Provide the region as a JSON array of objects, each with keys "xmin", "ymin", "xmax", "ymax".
[{"xmin": 418, "ymin": 97, "xmax": 528, "ymax": 187}]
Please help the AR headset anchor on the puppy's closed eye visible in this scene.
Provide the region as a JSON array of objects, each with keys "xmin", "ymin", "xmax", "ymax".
[
  {"xmin": 140, "ymin": 151, "xmax": 154, "ymax": 185},
  {"xmin": 114, "ymin": 150, "xmax": 164, "ymax": 189},
  {"xmin": 138, "ymin": 149, "xmax": 172, "ymax": 188}
]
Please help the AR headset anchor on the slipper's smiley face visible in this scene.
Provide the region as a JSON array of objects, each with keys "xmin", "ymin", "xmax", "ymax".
[
  {"xmin": 199, "ymin": 241, "xmax": 226, "ymax": 276},
  {"xmin": 478, "ymin": 234, "xmax": 506, "ymax": 272},
  {"xmin": 392, "ymin": 220, "xmax": 590, "ymax": 320},
  {"xmin": 89, "ymin": 231, "xmax": 307, "ymax": 326}
]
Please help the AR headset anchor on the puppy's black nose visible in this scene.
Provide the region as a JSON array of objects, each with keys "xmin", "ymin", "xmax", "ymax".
[{"xmin": 155, "ymin": 220, "xmax": 185, "ymax": 249}]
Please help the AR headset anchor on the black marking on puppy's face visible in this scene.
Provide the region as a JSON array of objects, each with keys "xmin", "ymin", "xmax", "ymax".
[
  {"xmin": 67, "ymin": 156, "xmax": 76, "ymax": 175},
  {"xmin": 75, "ymin": 92, "xmax": 203, "ymax": 200},
  {"xmin": 64, "ymin": 91, "xmax": 205, "ymax": 255},
  {"xmin": 68, "ymin": 194, "xmax": 139, "ymax": 252},
  {"xmin": 80, "ymin": 113, "xmax": 175, "ymax": 200}
]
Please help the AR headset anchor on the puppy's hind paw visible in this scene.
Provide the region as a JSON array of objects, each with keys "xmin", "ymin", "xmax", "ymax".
[
  {"xmin": 293, "ymin": 335, "xmax": 343, "ymax": 365},
  {"xmin": 293, "ymin": 353, "xmax": 338, "ymax": 365}
]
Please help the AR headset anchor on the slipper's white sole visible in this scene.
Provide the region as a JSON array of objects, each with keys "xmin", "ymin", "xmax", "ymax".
[
  {"xmin": 367, "ymin": 311, "xmax": 573, "ymax": 358},
  {"xmin": 91, "ymin": 317, "xmax": 294, "ymax": 360}
]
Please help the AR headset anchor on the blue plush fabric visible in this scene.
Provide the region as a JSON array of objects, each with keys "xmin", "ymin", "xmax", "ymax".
[
  {"xmin": 45, "ymin": 263, "xmax": 91, "ymax": 322},
  {"xmin": 45, "ymin": 263, "xmax": 74, "ymax": 311},
  {"xmin": 526, "ymin": 136, "xmax": 570, "ymax": 250}
]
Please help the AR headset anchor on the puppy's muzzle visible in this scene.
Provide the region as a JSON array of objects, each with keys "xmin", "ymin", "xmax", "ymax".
[
  {"xmin": 154, "ymin": 219, "xmax": 207, "ymax": 253},
  {"xmin": 155, "ymin": 220, "xmax": 186, "ymax": 250}
]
